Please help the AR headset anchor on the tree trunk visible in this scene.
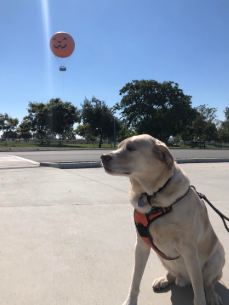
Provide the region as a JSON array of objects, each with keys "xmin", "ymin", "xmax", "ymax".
[{"xmin": 99, "ymin": 133, "xmax": 103, "ymax": 148}]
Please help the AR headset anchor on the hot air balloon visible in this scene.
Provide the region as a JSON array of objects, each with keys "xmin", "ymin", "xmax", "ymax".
[{"xmin": 50, "ymin": 32, "xmax": 75, "ymax": 71}]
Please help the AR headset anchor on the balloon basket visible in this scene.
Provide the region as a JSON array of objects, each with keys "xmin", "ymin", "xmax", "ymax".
[{"xmin": 59, "ymin": 66, "xmax": 66, "ymax": 71}]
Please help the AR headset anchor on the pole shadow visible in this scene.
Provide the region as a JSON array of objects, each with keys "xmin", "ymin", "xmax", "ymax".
[{"xmin": 154, "ymin": 281, "xmax": 229, "ymax": 305}]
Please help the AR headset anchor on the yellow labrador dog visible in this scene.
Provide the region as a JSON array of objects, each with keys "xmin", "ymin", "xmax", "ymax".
[{"xmin": 101, "ymin": 134, "xmax": 225, "ymax": 305}]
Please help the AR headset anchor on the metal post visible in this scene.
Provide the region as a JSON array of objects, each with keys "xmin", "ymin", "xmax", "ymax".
[{"xmin": 114, "ymin": 116, "xmax": 116, "ymax": 148}]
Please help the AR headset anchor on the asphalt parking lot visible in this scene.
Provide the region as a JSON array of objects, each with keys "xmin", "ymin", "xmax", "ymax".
[{"xmin": 0, "ymin": 148, "xmax": 228, "ymax": 163}]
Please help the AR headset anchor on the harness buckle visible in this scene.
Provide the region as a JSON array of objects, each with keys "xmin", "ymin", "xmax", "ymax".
[{"xmin": 148, "ymin": 206, "xmax": 164, "ymax": 215}]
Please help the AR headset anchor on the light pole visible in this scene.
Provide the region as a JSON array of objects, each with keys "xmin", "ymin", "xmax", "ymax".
[{"xmin": 114, "ymin": 116, "xmax": 116, "ymax": 148}]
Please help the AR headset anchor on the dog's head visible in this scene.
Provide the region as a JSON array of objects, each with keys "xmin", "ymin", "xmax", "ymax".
[{"xmin": 101, "ymin": 134, "xmax": 174, "ymax": 181}]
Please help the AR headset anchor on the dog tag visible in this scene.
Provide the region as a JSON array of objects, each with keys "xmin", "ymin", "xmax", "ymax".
[{"xmin": 138, "ymin": 197, "xmax": 145, "ymax": 207}]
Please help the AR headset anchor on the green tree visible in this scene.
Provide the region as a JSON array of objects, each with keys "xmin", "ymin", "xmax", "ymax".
[
  {"xmin": 180, "ymin": 125, "xmax": 196, "ymax": 142},
  {"xmin": 2, "ymin": 131, "xmax": 18, "ymax": 138},
  {"xmin": 218, "ymin": 107, "xmax": 229, "ymax": 143},
  {"xmin": 0, "ymin": 113, "xmax": 9, "ymax": 136},
  {"xmin": 25, "ymin": 99, "xmax": 80, "ymax": 139},
  {"xmin": 80, "ymin": 97, "xmax": 121, "ymax": 148},
  {"xmin": 17, "ymin": 116, "xmax": 32, "ymax": 139},
  {"xmin": 116, "ymin": 120, "xmax": 138, "ymax": 142},
  {"xmin": 192, "ymin": 105, "xmax": 218, "ymax": 143},
  {"xmin": 115, "ymin": 80, "xmax": 196, "ymax": 142},
  {"xmin": 195, "ymin": 104, "xmax": 218, "ymax": 123},
  {"xmin": 0, "ymin": 113, "xmax": 19, "ymax": 138},
  {"xmin": 224, "ymin": 107, "xmax": 229, "ymax": 121},
  {"xmin": 75, "ymin": 124, "xmax": 96, "ymax": 142},
  {"xmin": 46, "ymin": 98, "xmax": 80, "ymax": 139},
  {"xmin": 27, "ymin": 102, "xmax": 48, "ymax": 138},
  {"xmin": 61, "ymin": 128, "xmax": 76, "ymax": 140}
]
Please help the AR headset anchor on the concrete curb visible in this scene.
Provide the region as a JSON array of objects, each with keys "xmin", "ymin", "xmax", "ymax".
[
  {"xmin": 40, "ymin": 161, "xmax": 102, "ymax": 169},
  {"xmin": 176, "ymin": 158, "xmax": 229, "ymax": 164}
]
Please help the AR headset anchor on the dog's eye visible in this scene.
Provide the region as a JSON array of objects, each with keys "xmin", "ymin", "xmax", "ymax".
[{"xmin": 127, "ymin": 145, "xmax": 135, "ymax": 152}]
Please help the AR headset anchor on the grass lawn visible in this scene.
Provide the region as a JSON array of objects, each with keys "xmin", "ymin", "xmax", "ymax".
[{"xmin": 0, "ymin": 142, "xmax": 228, "ymax": 150}]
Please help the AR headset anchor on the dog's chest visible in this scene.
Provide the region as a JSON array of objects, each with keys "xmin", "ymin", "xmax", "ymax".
[{"xmin": 148, "ymin": 218, "xmax": 179, "ymax": 257}]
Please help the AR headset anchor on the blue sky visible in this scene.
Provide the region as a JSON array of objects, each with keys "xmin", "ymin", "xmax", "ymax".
[{"xmin": 0, "ymin": 0, "xmax": 229, "ymax": 126}]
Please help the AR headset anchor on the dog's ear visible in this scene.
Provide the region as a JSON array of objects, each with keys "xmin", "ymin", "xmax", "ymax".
[{"xmin": 153, "ymin": 140, "xmax": 174, "ymax": 170}]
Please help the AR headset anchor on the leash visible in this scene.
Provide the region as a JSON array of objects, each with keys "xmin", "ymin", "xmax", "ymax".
[{"xmin": 191, "ymin": 185, "xmax": 229, "ymax": 233}]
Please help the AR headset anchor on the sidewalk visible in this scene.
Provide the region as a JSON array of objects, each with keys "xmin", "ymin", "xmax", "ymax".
[
  {"xmin": 0, "ymin": 157, "xmax": 228, "ymax": 305},
  {"xmin": 0, "ymin": 155, "xmax": 39, "ymax": 169}
]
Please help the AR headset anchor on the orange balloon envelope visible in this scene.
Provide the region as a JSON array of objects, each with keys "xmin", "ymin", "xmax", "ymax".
[{"xmin": 50, "ymin": 32, "xmax": 75, "ymax": 58}]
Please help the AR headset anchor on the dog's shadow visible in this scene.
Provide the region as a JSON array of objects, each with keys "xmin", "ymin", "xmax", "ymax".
[{"xmin": 154, "ymin": 282, "xmax": 229, "ymax": 305}]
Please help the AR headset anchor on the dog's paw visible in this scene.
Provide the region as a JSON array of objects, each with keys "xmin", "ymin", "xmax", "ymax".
[
  {"xmin": 152, "ymin": 276, "xmax": 172, "ymax": 291},
  {"xmin": 205, "ymin": 288, "xmax": 222, "ymax": 305},
  {"xmin": 175, "ymin": 275, "xmax": 189, "ymax": 287}
]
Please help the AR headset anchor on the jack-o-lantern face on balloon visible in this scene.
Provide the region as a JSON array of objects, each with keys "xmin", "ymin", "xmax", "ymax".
[{"xmin": 50, "ymin": 32, "xmax": 75, "ymax": 58}]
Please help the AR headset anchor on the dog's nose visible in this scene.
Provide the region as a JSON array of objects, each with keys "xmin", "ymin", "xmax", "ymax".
[{"xmin": 101, "ymin": 154, "xmax": 112, "ymax": 162}]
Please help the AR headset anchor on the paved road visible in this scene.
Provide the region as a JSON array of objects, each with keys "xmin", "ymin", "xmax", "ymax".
[{"xmin": 0, "ymin": 149, "xmax": 229, "ymax": 163}]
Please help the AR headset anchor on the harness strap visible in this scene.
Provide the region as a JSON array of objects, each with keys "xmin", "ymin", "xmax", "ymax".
[
  {"xmin": 134, "ymin": 187, "xmax": 191, "ymax": 260},
  {"xmin": 134, "ymin": 207, "xmax": 180, "ymax": 260}
]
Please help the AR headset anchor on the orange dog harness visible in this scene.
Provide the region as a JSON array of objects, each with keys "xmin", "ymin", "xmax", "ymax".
[
  {"xmin": 134, "ymin": 207, "xmax": 180, "ymax": 260},
  {"xmin": 134, "ymin": 184, "xmax": 191, "ymax": 260}
]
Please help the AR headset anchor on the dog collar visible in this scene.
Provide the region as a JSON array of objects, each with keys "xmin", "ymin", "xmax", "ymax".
[{"xmin": 138, "ymin": 176, "xmax": 172, "ymax": 207}]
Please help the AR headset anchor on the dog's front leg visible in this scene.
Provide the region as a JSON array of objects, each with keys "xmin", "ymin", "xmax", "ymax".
[
  {"xmin": 122, "ymin": 233, "xmax": 151, "ymax": 305},
  {"xmin": 179, "ymin": 245, "xmax": 206, "ymax": 305}
]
